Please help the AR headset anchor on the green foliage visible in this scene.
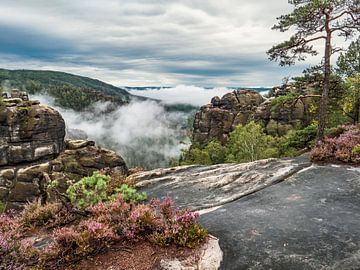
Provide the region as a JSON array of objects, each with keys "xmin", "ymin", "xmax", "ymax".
[
  {"xmin": 352, "ymin": 144, "xmax": 360, "ymax": 154},
  {"xmin": 47, "ymin": 85, "xmax": 94, "ymax": 111},
  {"xmin": 277, "ymin": 124, "xmax": 317, "ymax": 156},
  {"xmin": 179, "ymin": 123, "xmax": 325, "ymax": 165},
  {"xmin": 292, "ymin": 66, "xmax": 350, "ymax": 127},
  {"xmin": 111, "ymin": 184, "xmax": 147, "ymax": 203},
  {"xmin": 66, "ymin": 171, "xmax": 147, "ymax": 208},
  {"xmin": 226, "ymin": 122, "xmax": 278, "ymax": 163},
  {"xmin": 0, "ymin": 201, "xmax": 5, "ymax": 213},
  {"xmin": 24, "ymin": 80, "xmax": 43, "ymax": 94},
  {"xmin": 179, "ymin": 140, "xmax": 227, "ymax": 165},
  {"xmin": 270, "ymin": 93, "xmax": 296, "ymax": 113},
  {"xmin": 342, "ymin": 74, "xmax": 360, "ymax": 123},
  {"xmin": 336, "ymin": 38, "xmax": 360, "ymax": 78},
  {"xmin": 267, "ymin": 1, "xmax": 359, "ymax": 66},
  {"xmin": 0, "ymin": 68, "xmax": 130, "ymax": 99}
]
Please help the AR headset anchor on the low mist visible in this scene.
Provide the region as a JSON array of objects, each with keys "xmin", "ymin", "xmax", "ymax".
[
  {"xmin": 32, "ymin": 94, "xmax": 193, "ymax": 169},
  {"xmin": 128, "ymin": 85, "xmax": 234, "ymax": 107}
]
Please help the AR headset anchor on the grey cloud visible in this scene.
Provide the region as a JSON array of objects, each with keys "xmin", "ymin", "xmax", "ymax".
[{"xmin": 0, "ymin": 0, "xmax": 334, "ymax": 86}]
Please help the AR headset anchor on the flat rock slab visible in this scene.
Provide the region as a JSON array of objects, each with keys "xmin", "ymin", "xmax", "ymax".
[
  {"xmin": 200, "ymin": 165, "xmax": 360, "ymax": 270},
  {"xmin": 133, "ymin": 155, "xmax": 311, "ymax": 210}
]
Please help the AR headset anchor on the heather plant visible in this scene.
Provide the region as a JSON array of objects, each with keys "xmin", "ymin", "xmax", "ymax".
[
  {"xmin": 311, "ymin": 125, "xmax": 360, "ymax": 163},
  {"xmin": 0, "ymin": 194, "xmax": 207, "ymax": 269},
  {"xmin": 19, "ymin": 201, "xmax": 62, "ymax": 228}
]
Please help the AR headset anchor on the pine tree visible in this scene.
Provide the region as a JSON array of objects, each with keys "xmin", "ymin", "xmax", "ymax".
[{"xmin": 268, "ymin": 0, "xmax": 360, "ymax": 143}]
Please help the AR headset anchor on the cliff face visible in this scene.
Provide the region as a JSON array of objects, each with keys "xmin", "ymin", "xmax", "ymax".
[
  {"xmin": 0, "ymin": 98, "xmax": 65, "ymax": 165},
  {"xmin": 0, "ymin": 97, "xmax": 127, "ymax": 210},
  {"xmin": 193, "ymin": 87, "xmax": 315, "ymax": 146}
]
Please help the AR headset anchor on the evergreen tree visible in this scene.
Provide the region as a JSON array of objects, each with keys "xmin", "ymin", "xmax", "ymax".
[
  {"xmin": 268, "ymin": 0, "xmax": 360, "ymax": 143},
  {"xmin": 337, "ymin": 37, "xmax": 360, "ymax": 77}
]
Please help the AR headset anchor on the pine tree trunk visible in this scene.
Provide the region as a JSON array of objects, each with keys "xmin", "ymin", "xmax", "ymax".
[
  {"xmin": 316, "ymin": 14, "xmax": 332, "ymax": 144},
  {"xmin": 354, "ymin": 98, "xmax": 360, "ymax": 124}
]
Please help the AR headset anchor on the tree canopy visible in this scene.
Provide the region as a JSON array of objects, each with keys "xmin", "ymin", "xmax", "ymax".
[{"xmin": 337, "ymin": 37, "xmax": 360, "ymax": 77}]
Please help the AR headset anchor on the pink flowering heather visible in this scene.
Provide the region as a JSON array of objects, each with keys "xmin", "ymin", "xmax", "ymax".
[
  {"xmin": 0, "ymin": 194, "xmax": 208, "ymax": 269},
  {"xmin": 311, "ymin": 125, "xmax": 360, "ymax": 163}
]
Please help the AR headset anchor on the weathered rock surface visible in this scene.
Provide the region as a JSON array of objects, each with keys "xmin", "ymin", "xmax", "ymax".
[
  {"xmin": 132, "ymin": 155, "xmax": 311, "ymax": 210},
  {"xmin": 0, "ymin": 140, "xmax": 127, "ymax": 210},
  {"xmin": 193, "ymin": 88, "xmax": 316, "ymax": 145},
  {"xmin": 133, "ymin": 157, "xmax": 360, "ymax": 269},
  {"xmin": 0, "ymin": 99, "xmax": 65, "ymax": 165}
]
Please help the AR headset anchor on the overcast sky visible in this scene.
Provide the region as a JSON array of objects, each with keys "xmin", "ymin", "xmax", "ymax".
[{"xmin": 0, "ymin": 0, "xmax": 341, "ymax": 87}]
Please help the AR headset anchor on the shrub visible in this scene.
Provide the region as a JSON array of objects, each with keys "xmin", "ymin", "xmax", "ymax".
[
  {"xmin": 179, "ymin": 140, "xmax": 227, "ymax": 165},
  {"xmin": 226, "ymin": 121, "xmax": 278, "ymax": 163},
  {"xmin": 111, "ymin": 184, "xmax": 147, "ymax": 203},
  {"xmin": 19, "ymin": 202, "xmax": 62, "ymax": 228},
  {"xmin": 66, "ymin": 171, "xmax": 147, "ymax": 208},
  {"xmin": 0, "ymin": 195, "xmax": 208, "ymax": 269},
  {"xmin": 277, "ymin": 124, "xmax": 317, "ymax": 156},
  {"xmin": 311, "ymin": 125, "xmax": 360, "ymax": 163}
]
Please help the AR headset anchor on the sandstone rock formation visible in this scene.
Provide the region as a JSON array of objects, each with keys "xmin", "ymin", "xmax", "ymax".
[
  {"xmin": 0, "ymin": 98, "xmax": 65, "ymax": 165},
  {"xmin": 0, "ymin": 96, "xmax": 128, "ymax": 210},
  {"xmin": 0, "ymin": 139, "xmax": 127, "ymax": 210},
  {"xmin": 193, "ymin": 87, "xmax": 316, "ymax": 146},
  {"xmin": 193, "ymin": 90, "xmax": 265, "ymax": 145}
]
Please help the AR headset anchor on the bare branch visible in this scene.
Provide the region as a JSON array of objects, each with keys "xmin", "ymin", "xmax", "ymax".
[{"xmin": 291, "ymin": 94, "xmax": 321, "ymax": 107}]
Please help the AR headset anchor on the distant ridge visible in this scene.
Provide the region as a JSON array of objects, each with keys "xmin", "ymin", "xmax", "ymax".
[{"xmin": 0, "ymin": 68, "xmax": 131, "ymax": 99}]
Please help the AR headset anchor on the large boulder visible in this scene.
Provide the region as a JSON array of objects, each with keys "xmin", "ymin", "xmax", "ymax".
[{"xmin": 0, "ymin": 99, "xmax": 65, "ymax": 165}]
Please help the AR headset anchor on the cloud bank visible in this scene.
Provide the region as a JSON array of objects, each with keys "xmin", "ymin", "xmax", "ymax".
[
  {"xmin": 129, "ymin": 85, "xmax": 236, "ymax": 107},
  {"xmin": 0, "ymin": 0, "xmax": 329, "ymax": 87}
]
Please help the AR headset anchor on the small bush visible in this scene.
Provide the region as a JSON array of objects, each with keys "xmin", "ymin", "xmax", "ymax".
[
  {"xmin": 276, "ymin": 124, "xmax": 317, "ymax": 156},
  {"xmin": 66, "ymin": 171, "xmax": 147, "ymax": 208},
  {"xmin": 311, "ymin": 125, "xmax": 360, "ymax": 163},
  {"xmin": 0, "ymin": 195, "xmax": 207, "ymax": 269},
  {"xmin": 19, "ymin": 202, "xmax": 62, "ymax": 228}
]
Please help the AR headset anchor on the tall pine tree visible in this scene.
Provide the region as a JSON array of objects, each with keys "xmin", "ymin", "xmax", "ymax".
[{"xmin": 268, "ymin": 0, "xmax": 360, "ymax": 142}]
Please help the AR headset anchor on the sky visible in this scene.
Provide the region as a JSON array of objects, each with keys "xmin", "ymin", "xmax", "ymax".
[{"xmin": 0, "ymin": 0, "xmax": 342, "ymax": 87}]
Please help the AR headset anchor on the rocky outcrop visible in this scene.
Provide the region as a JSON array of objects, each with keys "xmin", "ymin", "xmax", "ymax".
[
  {"xmin": 193, "ymin": 88, "xmax": 316, "ymax": 146},
  {"xmin": 132, "ymin": 157, "xmax": 360, "ymax": 269},
  {"xmin": 193, "ymin": 90, "xmax": 265, "ymax": 145},
  {"xmin": 0, "ymin": 139, "xmax": 127, "ymax": 210},
  {"xmin": 0, "ymin": 97, "xmax": 128, "ymax": 210},
  {"xmin": 0, "ymin": 98, "xmax": 65, "ymax": 165}
]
